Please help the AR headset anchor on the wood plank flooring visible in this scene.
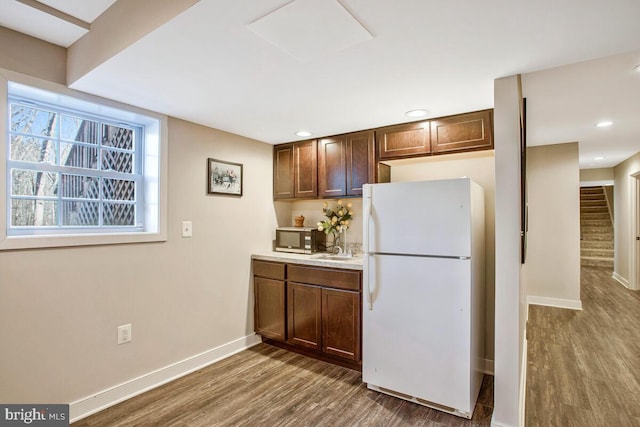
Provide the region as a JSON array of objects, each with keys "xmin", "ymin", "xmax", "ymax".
[
  {"xmin": 526, "ymin": 266, "xmax": 640, "ymax": 426},
  {"xmin": 73, "ymin": 345, "xmax": 493, "ymax": 426}
]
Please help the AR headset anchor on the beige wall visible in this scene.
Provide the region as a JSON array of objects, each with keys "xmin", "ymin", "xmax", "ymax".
[
  {"xmin": 580, "ymin": 167, "xmax": 614, "ymax": 183},
  {"xmin": 387, "ymin": 151, "xmax": 496, "ymax": 362},
  {"xmin": 613, "ymin": 151, "xmax": 640, "ymax": 283},
  {"xmin": 0, "ymin": 26, "xmax": 66, "ymax": 84},
  {"xmin": 526, "ymin": 143, "xmax": 581, "ymax": 304},
  {"xmin": 0, "ymin": 32, "xmax": 276, "ymax": 407}
]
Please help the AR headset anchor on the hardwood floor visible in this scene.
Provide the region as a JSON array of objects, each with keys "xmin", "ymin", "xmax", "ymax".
[
  {"xmin": 73, "ymin": 345, "xmax": 493, "ymax": 426},
  {"xmin": 526, "ymin": 266, "xmax": 640, "ymax": 426}
]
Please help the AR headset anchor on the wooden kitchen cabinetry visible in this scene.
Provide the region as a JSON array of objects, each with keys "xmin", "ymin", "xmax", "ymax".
[
  {"xmin": 288, "ymin": 265, "xmax": 361, "ymax": 362},
  {"xmin": 273, "ymin": 140, "xmax": 318, "ymax": 199},
  {"xmin": 318, "ymin": 130, "xmax": 375, "ymax": 198},
  {"xmin": 430, "ymin": 109, "xmax": 493, "ymax": 154},
  {"xmin": 376, "ymin": 121, "xmax": 431, "ymax": 160},
  {"xmin": 376, "ymin": 109, "xmax": 494, "ymax": 160},
  {"xmin": 252, "ymin": 259, "xmax": 362, "ymax": 369},
  {"xmin": 253, "ymin": 261, "xmax": 286, "ymax": 341}
]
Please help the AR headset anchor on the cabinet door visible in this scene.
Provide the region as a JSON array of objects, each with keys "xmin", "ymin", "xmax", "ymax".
[
  {"xmin": 346, "ymin": 131, "xmax": 374, "ymax": 196},
  {"xmin": 318, "ymin": 136, "xmax": 346, "ymax": 198},
  {"xmin": 294, "ymin": 140, "xmax": 318, "ymax": 198},
  {"xmin": 376, "ymin": 121, "xmax": 430, "ymax": 160},
  {"xmin": 254, "ymin": 277, "xmax": 286, "ymax": 341},
  {"xmin": 322, "ymin": 288, "xmax": 361, "ymax": 361},
  {"xmin": 287, "ymin": 282, "xmax": 322, "ymax": 350},
  {"xmin": 273, "ymin": 144, "xmax": 294, "ymax": 199},
  {"xmin": 430, "ymin": 110, "xmax": 493, "ymax": 154}
]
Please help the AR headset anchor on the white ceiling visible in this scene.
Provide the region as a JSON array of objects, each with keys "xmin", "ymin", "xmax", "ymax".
[{"xmin": 3, "ymin": 0, "xmax": 640, "ymax": 169}]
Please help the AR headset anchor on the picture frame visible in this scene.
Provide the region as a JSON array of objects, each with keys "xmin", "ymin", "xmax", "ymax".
[{"xmin": 207, "ymin": 158, "xmax": 243, "ymax": 196}]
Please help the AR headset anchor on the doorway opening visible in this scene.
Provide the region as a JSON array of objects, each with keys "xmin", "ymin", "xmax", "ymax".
[{"xmin": 580, "ymin": 186, "xmax": 614, "ymax": 271}]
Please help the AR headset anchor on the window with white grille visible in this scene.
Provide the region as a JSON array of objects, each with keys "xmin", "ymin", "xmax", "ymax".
[{"xmin": 4, "ymin": 80, "xmax": 164, "ymax": 245}]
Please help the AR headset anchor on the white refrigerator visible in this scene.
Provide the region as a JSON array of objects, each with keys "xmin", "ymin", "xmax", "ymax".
[{"xmin": 362, "ymin": 177, "xmax": 485, "ymax": 419}]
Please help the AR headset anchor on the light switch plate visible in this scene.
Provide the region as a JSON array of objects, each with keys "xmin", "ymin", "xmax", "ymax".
[
  {"xmin": 118, "ymin": 324, "xmax": 132, "ymax": 345},
  {"xmin": 182, "ymin": 221, "xmax": 193, "ymax": 238}
]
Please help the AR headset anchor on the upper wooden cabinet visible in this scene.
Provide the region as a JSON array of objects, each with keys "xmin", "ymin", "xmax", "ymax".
[
  {"xmin": 274, "ymin": 140, "xmax": 318, "ymax": 199},
  {"xmin": 376, "ymin": 121, "xmax": 430, "ymax": 160},
  {"xmin": 430, "ymin": 110, "xmax": 493, "ymax": 154},
  {"xmin": 274, "ymin": 109, "xmax": 493, "ymax": 199},
  {"xmin": 345, "ymin": 131, "xmax": 375, "ymax": 196},
  {"xmin": 318, "ymin": 136, "xmax": 346, "ymax": 198},
  {"xmin": 294, "ymin": 140, "xmax": 318, "ymax": 198},
  {"xmin": 273, "ymin": 144, "xmax": 294, "ymax": 199},
  {"xmin": 318, "ymin": 130, "xmax": 375, "ymax": 198}
]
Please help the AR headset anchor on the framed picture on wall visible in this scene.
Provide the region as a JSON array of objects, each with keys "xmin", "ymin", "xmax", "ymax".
[{"xmin": 207, "ymin": 158, "xmax": 243, "ymax": 196}]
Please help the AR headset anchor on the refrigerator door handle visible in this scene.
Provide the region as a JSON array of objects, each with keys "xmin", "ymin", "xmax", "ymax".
[
  {"xmin": 364, "ymin": 254, "xmax": 373, "ymax": 310},
  {"xmin": 363, "ymin": 184, "xmax": 373, "ymax": 310}
]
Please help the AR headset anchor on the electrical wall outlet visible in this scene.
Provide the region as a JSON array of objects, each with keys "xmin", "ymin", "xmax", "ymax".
[
  {"xmin": 182, "ymin": 221, "xmax": 193, "ymax": 238},
  {"xmin": 117, "ymin": 324, "xmax": 132, "ymax": 345}
]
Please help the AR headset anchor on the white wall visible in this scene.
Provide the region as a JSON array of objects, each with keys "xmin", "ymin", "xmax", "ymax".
[
  {"xmin": 526, "ymin": 143, "xmax": 581, "ymax": 308},
  {"xmin": 492, "ymin": 75, "xmax": 526, "ymax": 427}
]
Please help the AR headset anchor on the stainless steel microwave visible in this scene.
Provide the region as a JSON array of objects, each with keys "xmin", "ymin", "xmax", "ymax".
[{"xmin": 275, "ymin": 227, "xmax": 326, "ymax": 254}]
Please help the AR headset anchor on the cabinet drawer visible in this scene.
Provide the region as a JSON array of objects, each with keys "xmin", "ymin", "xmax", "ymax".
[
  {"xmin": 288, "ymin": 265, "xmax": 361, "ymax": 291},
  {"xmin": 253, "ymin": 260, "xmax": 285, "ymax": 280}
]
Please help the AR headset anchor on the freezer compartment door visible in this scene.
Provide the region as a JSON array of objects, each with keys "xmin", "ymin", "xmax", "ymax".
[
  {"xmin": 365, "ymin": 178, "xmax": 471, "ymax": 257},
  {"xmin": 362, "ymin": 255, "xmax": 473, "ymax": 413}
]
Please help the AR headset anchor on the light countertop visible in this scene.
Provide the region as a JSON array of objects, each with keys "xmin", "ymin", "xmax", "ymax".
[{"xmin": 252, "ymin": 251, "xmax": 363, "ymax": 270}]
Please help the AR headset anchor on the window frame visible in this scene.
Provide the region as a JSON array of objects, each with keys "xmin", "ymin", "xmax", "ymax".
[{"xmin": 0, "ymin": 69, "xmax": 168, "ymax": 250}]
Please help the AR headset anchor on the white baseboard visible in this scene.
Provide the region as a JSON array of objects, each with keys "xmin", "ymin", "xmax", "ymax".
[
  {"xmin": 526, "ymin": 295, "xmax": 582, "ymax": 310},
  {"xmin": 69, "ymin": 333, "xmax": 262, "ymax": 423},
  {"xmin": 518, "ymin": 338, "xmax": 528, "ymax": 427},
  {"xmin": 612, "ymin": 272, "xmax": 630, "ymax": 289}
]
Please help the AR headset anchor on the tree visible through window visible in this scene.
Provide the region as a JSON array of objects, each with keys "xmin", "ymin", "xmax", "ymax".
[{"xmin": 8, "ymin": 99, "xmax": 142, "ymax": 232}]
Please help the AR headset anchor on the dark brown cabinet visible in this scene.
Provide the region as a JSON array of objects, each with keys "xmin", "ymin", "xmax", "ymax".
[
  {"xmin": 322, "ymin": 287, "xmax": 360, "ymax": 361},
  {"xmin": 294, "ymin": 140, "xmax": 317, "ymax": 198},
  {"xmin": 376, "ymin": 121, "xmax": 431, "ymax": 160},
  {"xmin": 318, "ymin": 130, "xmax": 375, "ymax": 198},
  {"xmin": 253, "ymin": 261, "xmax": 286, "ymax": 341},
  {"xmin": 430, "ymin": 110, "xmax": 493, "ymax": 154},
  {"xmin": 273, "ymin": 140, "xmax": 317, "ymax": 199},
  {"xmin": 318, "ymin": 136, "xmax": 346, "ymax": 198},
  {"xmin": 253, "ymin": 259, "xmax": 362, "ymax": 369},
  {"xmin": 273, "ymin": 144, "xmax": 294, "ymax": 199},
  {"xmin": 287, "ymin": 282, "xmax": 321, "ymax": 350}
]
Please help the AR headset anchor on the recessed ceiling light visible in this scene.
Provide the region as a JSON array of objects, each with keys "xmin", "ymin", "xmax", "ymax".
[
  {"xmin": 405, "ymin": 109, "xmax": 429, "ymax": 118},
  {"xmin": 596, "ymin": 121, "xmax": 613, "ymax": 128},
  {"xmin": 633, "ymin": 65, "xmax": 640, "ymax": 73},
  {"xmin": 593, "ymin": 156, "xmax": 605, "ymax": 161},
  {"xmin": 295, "ymin": 130, "xmax": 312, "ymax": 137}
]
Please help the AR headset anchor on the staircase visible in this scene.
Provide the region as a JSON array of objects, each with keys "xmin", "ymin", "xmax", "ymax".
[{"xmin": 580, "ymin": 187, "xmax": 614, "ymax": 269}]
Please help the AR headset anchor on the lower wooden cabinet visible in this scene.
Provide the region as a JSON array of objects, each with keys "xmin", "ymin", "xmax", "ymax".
[
  {"xmin": 322, "ymin": 287, "xmax": 360, "ymax": 361},
  {"xmin": 287, "ymin": 282, "xmax": 322, "ymax": 350},
  {"xmin": 253, "ymin": 259, "xmax": 362, "ymax": 369}
]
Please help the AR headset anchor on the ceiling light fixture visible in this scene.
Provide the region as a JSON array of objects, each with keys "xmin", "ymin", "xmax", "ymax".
[
  {"xmin": 596, "ymin": 121, "xmax": 613, "ymax": 128},
  {"xmin": 593, "ymin": 156, "xmax": 605, "ymax": 161},
  {"xmin": 633, "ymin": 65, "xmax": 640, "ymax": 73},
  {"xmin": 295, "ymin": 130, "xmax": 312, "ymax": 137},
  {"xmin": 405, "ymin": 109, "xmax": 429, "ymax": 118}
]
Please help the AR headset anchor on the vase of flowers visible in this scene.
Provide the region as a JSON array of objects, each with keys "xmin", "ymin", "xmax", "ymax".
[{"xmin": 317, "ymin": 200, "xmax": 353, "ymax": 254}]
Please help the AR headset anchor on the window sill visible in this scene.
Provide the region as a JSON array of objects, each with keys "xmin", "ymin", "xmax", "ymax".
[{"xmin": 0, "ymin": 230, "xmax": 167, "ymax": 251}]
